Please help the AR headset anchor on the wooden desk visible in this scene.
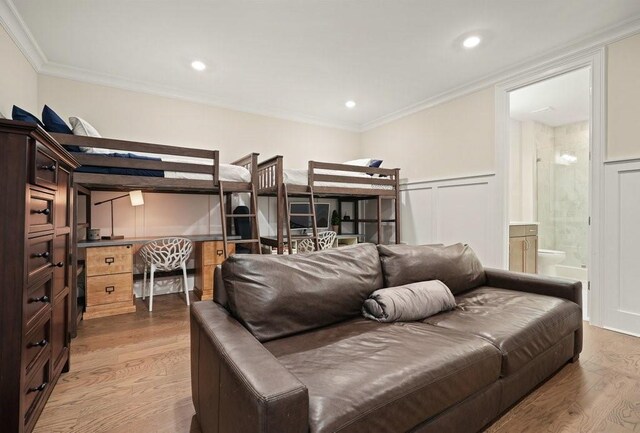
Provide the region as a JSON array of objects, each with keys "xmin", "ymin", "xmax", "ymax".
[{"xmin": 77, "ymin": 235, "xmax": 238, "ymax": 316}]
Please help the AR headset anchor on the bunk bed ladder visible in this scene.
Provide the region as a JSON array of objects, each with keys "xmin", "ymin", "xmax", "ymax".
[
  {"xmin": 219, "ymin": 183, "xmax": 262, "ymax": 257},
  {"xmin": 284, "ymin": 184, "xmax": 320, "ymax": 254},
  {"xmin": 376, "ymin": 195, "xmax": 401, "ymax": 244}
]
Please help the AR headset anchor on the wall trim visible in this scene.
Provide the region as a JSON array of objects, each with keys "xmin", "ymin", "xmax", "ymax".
[
  {"xmin": 38, "ymin": 61, "xmax": 362, "ymax": 132},
  {"xmin": 0, "ymin": 0, "xmax": 45, "ymax": 70},
  {"xmin": 494, "ymin": 49, "xmax": 606, "ymax": 327},
  {"xmin": 2, "ymin": 0, "xmax": 640, "ymax": 132},
  {"xmin": 361, "ymin": 16, "xmax": 640, "ymax": 131},
  {"xmin": 604, "ymin": 156, "xmax": 640, "ymax": 165},
  {"xmin": 401, "ymin": 173, "xmax": 495, "ymax": 189}
]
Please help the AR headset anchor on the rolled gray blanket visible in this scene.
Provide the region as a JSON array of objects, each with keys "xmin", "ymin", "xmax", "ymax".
[{"xmin": 362, "ymin": 280, "xmax": 456, "ymax": 322}]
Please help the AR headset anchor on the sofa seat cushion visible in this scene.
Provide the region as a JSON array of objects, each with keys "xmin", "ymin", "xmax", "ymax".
[
  {"xmin": 264, "ymin": 318, "xmax": 501, "ymax": 433},
  {"xmin": 424, "ymin": 287, "xmax": 582, "ymax": 377}
]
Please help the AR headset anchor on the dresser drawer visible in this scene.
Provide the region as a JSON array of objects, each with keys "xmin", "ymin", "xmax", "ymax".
[
  {"xmin": 25, "ymin": 277, "xmax": 52, "ymax": 328},
  {"xmin": 30, "ymin": 141, "xmax": 58, "ymax": 190},
  {"xmin": 86, "ymin": 273, "xmax": 133, "ymax": 306},
  {"xmin": 27, "ymin": 188, "xmax": 55, "ymax": 234},
  {"xmin": 23, "ymin": 356, "xmax": 51, "ymax": 429},
  {"xmin": 24, "ymin": 315, "xmax": 50, "ymax": 375},
  {"xmin": 27, "ymin": 234, "xmax": 54, "ymax": 284},
  {"xmin": 86, "ymin": 245, "xmax": 132, "ymax": 276}
]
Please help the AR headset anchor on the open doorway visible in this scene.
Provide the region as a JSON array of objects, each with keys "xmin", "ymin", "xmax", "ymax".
[{"xmin": 505, "ymin": 67, "xmax": 592, "ymax": 320}]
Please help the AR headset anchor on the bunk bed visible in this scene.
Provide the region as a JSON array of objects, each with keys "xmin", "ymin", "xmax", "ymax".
[
  {"xmin": 257, "ymin": 155, "xmax": 401, "ymax": 254},
  {"xmin": 50, "ymin": 132, "xmax": 261, "ymax": 332}
]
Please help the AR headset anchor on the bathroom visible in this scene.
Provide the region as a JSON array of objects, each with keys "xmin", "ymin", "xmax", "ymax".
[{"xmin": 508, "ymin": 67, "xmax": 590, "ymax": 315}]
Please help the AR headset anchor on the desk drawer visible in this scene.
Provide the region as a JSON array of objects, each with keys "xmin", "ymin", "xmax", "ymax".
[
  {"xmin": 86, "ymin": 245, "xmax": 132, "ymax": 276},
  {"xmin": 203, "ymin": 241, "xmax": 235, "ymax": 265},
  {"xmin": 86, "ymin": 273, "xmax": 132, "ymax": 306},
  {"xmin": 27, "ymin": 188, "xmax": 55, "ymax": 234}
]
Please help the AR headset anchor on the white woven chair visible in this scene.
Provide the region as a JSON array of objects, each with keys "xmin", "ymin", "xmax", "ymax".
[
  {"xmin": 296, "ymin": 231, "xmax": 337, "ymax": 254},
  {"xmin": 139, "ymin": 237, "xmax": 193, "ymax": 311}
]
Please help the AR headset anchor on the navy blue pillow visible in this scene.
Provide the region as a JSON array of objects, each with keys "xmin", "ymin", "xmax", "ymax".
[
  {"xmin": 369, "ymin": 159, "xmax": 383, "ymax": 168},
  {"xmin": 41, "ymin": 105, "xmax": 80, "ymax": 151},
  {"xmin": 12, "ymin": 105, "xmax": 44, "ymax": 127},
  {"xmin": 42, "ymin": 105, "xmax": 72, "ymax": 134}
]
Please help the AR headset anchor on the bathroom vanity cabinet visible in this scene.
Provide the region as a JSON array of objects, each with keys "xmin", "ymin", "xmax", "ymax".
[{"xmin": 509, "ymin": 224, "xmax": 538, "ymax": 274}]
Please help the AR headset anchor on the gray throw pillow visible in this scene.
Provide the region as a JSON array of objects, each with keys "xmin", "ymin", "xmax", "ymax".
[{"xmin": 362, "ymin": 280, "xmax": 456, "ymax": 322}]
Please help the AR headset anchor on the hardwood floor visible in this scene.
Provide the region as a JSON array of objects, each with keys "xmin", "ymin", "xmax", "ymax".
[{"xmin": 35, "ymin": 294, "xmax": 640, "ymax": 433}]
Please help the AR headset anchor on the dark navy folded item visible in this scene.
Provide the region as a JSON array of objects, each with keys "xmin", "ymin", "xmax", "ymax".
[
  {"xmin": 42, "ymin": 105, "xmax": 80, "ymax": 151},
  {"xmin": 12, "ymin": 106, "xmax": 44, "ymax": 127},
  {"xmin": 73, "ymin": 152, "xmax": 164, "ymax": 177}
]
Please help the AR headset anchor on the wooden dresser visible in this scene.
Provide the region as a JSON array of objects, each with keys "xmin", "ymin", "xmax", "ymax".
[
  {"xmin": 0, "ymin": 120, "xmax": 78, "ymax": 433},
  {"xmin": 194, "ymin": 241, "xmax": 235, "ymax": 300},
  {"xmin": 84, "ymin": 245, "xmax": 136, "ymax": 319}
]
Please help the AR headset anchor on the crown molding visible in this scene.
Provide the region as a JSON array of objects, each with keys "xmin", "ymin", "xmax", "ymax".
[
  {"xmin": 0, "ymin": 0, "xmax": 46, "ymax": 70},
  {"xmin": 39, "ymin": 61, "xmax": 362, "ymax": 132},
  {"xmin": 3, "ymin": 0, "xmax": 640, "ymax": 133},
  {"xmin": 0, "ymin": 0, "xmax": 360, "ymax": 132},
  {"xmin": 361, "ymin": 15, "xmax": 640, "ymax": 131}
]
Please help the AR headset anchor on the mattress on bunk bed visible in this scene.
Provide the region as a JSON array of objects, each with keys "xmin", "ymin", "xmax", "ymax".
[
  {"xmin": 283, "ymin": 168, "xmax": 393, "ymax": 189},
  {"xmin": 74, "ymin": 147, "xmax": 251, "ymax": 182}
]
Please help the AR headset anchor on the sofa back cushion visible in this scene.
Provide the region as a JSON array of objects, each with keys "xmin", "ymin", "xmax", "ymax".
[
  {"xmin": 377, "ymin": 243, "xmax": 486, "ymax": 295},
  {"xmin": 222, "ymin": 243, "xmax": 383, "ymax": 342}
]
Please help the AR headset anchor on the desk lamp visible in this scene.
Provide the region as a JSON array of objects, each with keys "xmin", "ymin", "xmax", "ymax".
[{"xmin": 94, "ymin": 190, "xmax": 144, "ymax": 240}]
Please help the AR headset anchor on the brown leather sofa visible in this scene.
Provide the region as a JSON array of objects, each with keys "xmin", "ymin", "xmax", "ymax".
[{"xmin": 190, "ymin": 243, "xmax": 582, "ymax": 433}]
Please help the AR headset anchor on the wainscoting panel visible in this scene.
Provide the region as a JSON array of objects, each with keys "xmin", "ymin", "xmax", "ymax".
[
  {"xmin": 603, "ymin": 159, "xmax": 640, "ymax": 336},
  {"xmin": 400, "ymin": 174, "xmax": 501, "ymax": 267}
]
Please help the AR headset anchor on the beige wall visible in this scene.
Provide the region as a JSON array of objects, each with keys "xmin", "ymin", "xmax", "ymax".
[
  {"xmin": 607, "ymin": 33, "xmax": 640, "ymax": 161},
  {"xmin": 360, "ymin": 88, "xmax": 495, "ymax": 181},
  {"xmin": 0, "ymin": 25, "xmax": 37, "ymax": 117},
  {"xmin": 38, "ymin": 75, "xmax": 361, "ymax": 166}
]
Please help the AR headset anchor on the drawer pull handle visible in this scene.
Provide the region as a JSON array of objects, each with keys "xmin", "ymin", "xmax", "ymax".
[
  {"xmin": 28, "ymin": 339, "xmax": 48, "ymax": 348},
  {"xmin": 34, "ymin": 208, "xmax": 51, "ymax": 215},
  {"xmin": 105, "ymin": 286, "xmax": 115, "ymax": 294},
  {"xmin": 39, "ymin": 163, "xmax": 56, "ymax": 172},
  {"xmin": 216, "ymin": 249, "xmax": 224, "ymax": 256},
  {"xmin": 105, "ymin": 257, "xmax": 115, "ymax": 264},
  {"xmin": 29, "ymin": 295, "xmax": 50, "ymax": 303},
  {"xmin": 33, "ymin": 251, "xmax": 50, "ymax": 259},
  {"xmin": 53, "ymin": 261, "xmax": 64, "ymax": 268},
  {"xmin": 28, "ymin": 382, "xmax": 47, "ymax": 393}
]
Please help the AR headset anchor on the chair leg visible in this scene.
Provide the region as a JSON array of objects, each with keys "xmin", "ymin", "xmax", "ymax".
[
  {"xmin": 182, "ymin": 263, "xmax": 190, "ymax": 306},
  {"xmin": 142, "ymin": 265, "xmax": 147, "ymax": 300},
  {"xmin": 149, "ymin": 264, "xmax": 155, "ymax": 312}
]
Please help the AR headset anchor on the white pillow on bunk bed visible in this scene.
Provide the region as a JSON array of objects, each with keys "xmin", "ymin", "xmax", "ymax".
[
  {"xmin": 69, "ymin": 117, "xmax": 102, "ymax": 152},
  {"xmin": 342, "ymin": 158, "xmax": 373, "ymax": 167}
]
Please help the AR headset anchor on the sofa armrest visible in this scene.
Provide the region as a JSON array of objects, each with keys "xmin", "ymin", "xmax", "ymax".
[
  {"xmin": 484, "ymin": 268, "xmax": 582, "ymax": 307},
  {"xmin": 484, "ymin": 268, "xmax": 583, "ymax": 359},
  {"xmin": 191, "ymin": 301, "xmax": 309, "ymax": 433}
]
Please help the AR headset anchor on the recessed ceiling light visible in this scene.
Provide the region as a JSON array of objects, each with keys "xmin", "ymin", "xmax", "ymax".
[
  {"xmin": 191, "ymin": 60, "xmax": 206, "ymax": 71},
  {"xmin": 345, "ymin": 100, "xmax": 356, "ymax": 109},
  {"xmin": 462, "ymin": 36, "xmax": 481, "ymax": 49}
]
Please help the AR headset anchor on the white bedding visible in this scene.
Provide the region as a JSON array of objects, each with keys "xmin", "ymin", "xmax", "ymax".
[
  {"xmin": 283, "ymin": 168, "xmax": 392, "ymax": 189},
  {"xmin": 83, "ymin": 147, "xmax": 251, "ymax": 182}
]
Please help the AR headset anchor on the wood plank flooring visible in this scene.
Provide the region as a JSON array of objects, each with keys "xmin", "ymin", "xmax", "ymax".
[{"xmin": 34, "ymin": 294, "xmax": 640, "ymax": 433}]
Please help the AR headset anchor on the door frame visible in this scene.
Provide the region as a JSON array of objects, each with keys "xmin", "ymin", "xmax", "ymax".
[{"xmin": 494, "ymin": 49, "xmax": 606, "ymax": 325}]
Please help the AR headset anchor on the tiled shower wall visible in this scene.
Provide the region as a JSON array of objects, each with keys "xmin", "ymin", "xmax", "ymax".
[{"xmin": 536, "ymin": 121, "xmax": 589, "ymax": 267}]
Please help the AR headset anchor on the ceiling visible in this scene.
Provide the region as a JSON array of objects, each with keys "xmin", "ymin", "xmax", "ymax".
[
  {"xmin": 8, "ymin": 0, "xmax": 640, "ymax": 130},
  {"xmin": 510, "ymin": 67, "xmax": 590, "ymax": 127}
]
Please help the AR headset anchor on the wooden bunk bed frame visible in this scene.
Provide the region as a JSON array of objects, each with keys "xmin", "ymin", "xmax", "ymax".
[
  {"xmin": 257, "ymin": 155, "xmax": 401, "ymax": 254},
  {"xmin": 50, "ymin": 133, "xmax": 261, "ymax": 333}
]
